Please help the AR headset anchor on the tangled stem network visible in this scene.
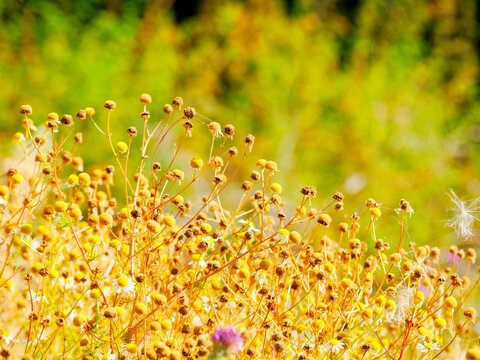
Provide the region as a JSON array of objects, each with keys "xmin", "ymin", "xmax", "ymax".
[{"xmin": 0, "ymin": 96, "xmax": 479, "ymax": 360}]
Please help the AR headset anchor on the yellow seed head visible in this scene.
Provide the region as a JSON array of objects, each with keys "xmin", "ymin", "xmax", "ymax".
[
  {"xmin": 445, "ymin": 296, "xmax": 457, "ymax": 309},
  {"xmin": 116, "ymin": 141, "xmax": 128, "ymax": 153},
  {"xmin": 140, "ymin": 93, "xmax": 152, "ymax": 104},
  {"xmin": 190, "ymin": 157, "xmax": 203, "ymax": 169},
  {"xmin": 370, "ymin": 207, "xmax": 381, "ymax": 218},
  {"xmin": 270, "ymin": 183, "xmax": 282, "ymax": 194}
]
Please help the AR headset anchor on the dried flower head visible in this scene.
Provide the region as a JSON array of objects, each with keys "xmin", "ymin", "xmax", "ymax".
[{"xmin": 446, "ymin": 190, "xmax": 480, "ymax": 239}]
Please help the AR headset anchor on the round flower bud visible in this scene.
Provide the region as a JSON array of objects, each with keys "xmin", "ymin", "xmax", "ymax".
[
  {"xmin": 126, "ymin": 343, "xmax": 138, "ymax": 354},
  {"xmin": 172, "ymin": 97, "xmax": 184, "ymax": 107},
  {"xmin": 370, "ymin": 207, "xmax": 381, "ymax": 218},
  {"xmin": 60, "ymin": 114, "xmax": 74, "ymax": 126},
  {"xmin": 84, "ymin": 107, "xmax": 95, "ymax": 117},
  {"xmin": 76, "ymin": 110, "xmax": 87, "ymax": 120},
  {"xmin": 434, "ymin": 317, "xmax": 447, "ymax": 329},
  {"xmin": 172, "ymin": 169, "xmax": 184, "ymax": 181},
  {"xmin": 99, "ymin": 213, "xmax": 113, "ymax": 227},
  {"xmin": 467, "ymin": 348, "xmax": 480, "ymax": 360},
  {"xmin": 389, "ymin": 253, "xmax": 402, "ymax": 264},
  {"xmin": 104, "ymin": 101, "xmax": 116, "ymax": 110},
  {"xmin": 20, "ymin": 105, "xmax": 32, "ymax": 115},
  {"xmin": 238, "ymin": 268, "xmax": 250, "ymax": 279},
  {"xmin": 73, "ymin": 315, "xmax": 85, "ymax": 327},
  {"xmin": 289, "ymin": 231, "xmax": 301, "ymax": 244},
  {"xmin": 224, "ymin": 124, "xmax": 235, "ymax": 137},
  {"xmin": 116, "ymin": 142, "xmax": 128, "ymax": 154},
  {"xmin": 259, "ymin": 259, "xmax": 272, "ymax": 270},
  {"xmin": 361, "ymin": 308, "xmax": 373, "ymax": 319},
  {"xmin": 183, "ymin": 107, "xmax": 195, "ymax": 119},
  {"xmin": 190, "ymin": 157, "xmax": 203, "ymax": 169},
  {"xmin": 265, "ymin": 161, "xmax": 277, "ymax": 172},
  {"xmin": 385, "ymin": 300, "xmax": 396, "ymax": 310},
  {"xmin": 46, "ymin": 112, "xmax": 58, "ymax": 121},
  {"xmin": 275, "ymin": 266, "xmax": 286, "ymax": 276},
  {"xmin": 127, "ymin": 127, "xmax": 137, "ymax": 137},
  {"xmin": 146, "ymin": 220, "xmax": 161, "ymax": 233},
  {"xmin": 464, "ymin": 307, "xmax": 477, "ymax": 320},
  {"xmin": 103, "ymin": 307, "xmax": 117, "ymax": 319},
  {"xmin": 67, "ymin": 174, "xmax": 78, "ymax": 186},
  {"xmin": 444, "ymin": 296, "xmax": 457, "ymax": 309},
  {"xmin": 270, "ymin": 183, "xmax": 282, "ymax": 194},
  {"xmin": 402, "ymin": 261, "xmax": 413, "ymax": 272},
  {"xmin": 78, "ymin": 173, "xmax": 91, "ymax": 186},
  {"xmin": 134, "ymin": 302, "xmax": 147, "ymax": 314},
  {"xmin": 12, "ymin": 174, "xmax": 24, "ymax": 184},
  {"xmin": 317, "ymin": 214, "xmax": 331, "ymax": 227},
  {"xmin": 140, "ymin": 93, "xmax": 152, "ymax": 103}
]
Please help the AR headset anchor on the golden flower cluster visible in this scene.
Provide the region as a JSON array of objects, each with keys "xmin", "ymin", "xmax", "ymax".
[{"xmin": 0, "ymin": 95, "xmax": 478, "ymax": 360}]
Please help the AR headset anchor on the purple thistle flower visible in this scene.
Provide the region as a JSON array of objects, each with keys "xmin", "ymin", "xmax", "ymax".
[
  {"xmin": 448, "ymin": 252, "xmax": 461, "ymax": 266},
  {"xmin": 418, "ymin": 284, "xmax": 430, "ymax": 299},
  {"xmin": 211, "ymin": 326, "xmax": 244, "ymax": 355}
]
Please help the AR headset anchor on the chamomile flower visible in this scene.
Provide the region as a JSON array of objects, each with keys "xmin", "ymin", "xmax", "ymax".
[
  {"xmin": 322, "ymin": 339, "xmax": 345, "ymax": 353},
  {"xmin": 207, "ymin": 122, "xmax": 224, "ymax": 138},
  {"xmin": 202, "ymin": 236, "xmax": 216, "ymax": 247},
  {"xmin": 202, "ymin": 296, "xmax": 212, "ymax": 312},
  {"xmin": 238, "ymin": 219, "xmax": 259, "ymax": 232},
  {"xmin": 14, "ymin": 132, "xmax": 26, "ymax": 142},
  {"xmin": 28, "ymin": 293, "xmax": 49, "ymax": 305},
  {"xmin": 103, "ymin": 351, "xmax": 118, "ymax": 360},
  {"xmin": 1, "ymin": 330, "xmax": 12, "ymax": 344},
  {"xmin": 417, "ymin": 340, "xmax": 440, "ymax": 353},
  {"xmin": 58, "ymin": 276, "xmax": 75, "ymax": 290},
  {"xmin": 255, "ymin": 271, "xmax": 267, "ymax": 285},
  {"xmin": 113, "ymin": 275, "xmax": 135, "ymax": 294}
]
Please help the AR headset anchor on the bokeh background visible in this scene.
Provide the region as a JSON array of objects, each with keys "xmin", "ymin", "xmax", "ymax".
[{"xmin": 1, "ymin": 0, "xmax": 480, "ymax": 246}]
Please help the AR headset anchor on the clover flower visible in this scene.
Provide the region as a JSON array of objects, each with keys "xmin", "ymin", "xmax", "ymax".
[{"xmin": 210, "ymin": 326, "xmax": 244, "ymax": 355}]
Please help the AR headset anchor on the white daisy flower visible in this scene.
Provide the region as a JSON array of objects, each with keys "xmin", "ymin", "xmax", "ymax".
[
  {"xmin": 322, "ymin": 339, "xmax": 344, "ymax": 353},
  {"xmin": 113, "ymin": 276, "xmax": 135, "ymax": 294},
  {"xmin": 2, "ymin": 330, "xmax": 12, "ymax": 344},
  {"xmin": 58, "ymin": 277, "xmax": 75, "ymax": 290},
  {"xmin": 417, "ymin": 341, "xmax": 440, "ymax": 353},
  {"xmin": 255, "ymin": 271, "xmax": 267, "ymax": 285},
  {"xmin": 202, "ymin": 236, "xmax": 216, "ymax": 247},
  {"xmin": 238, "ymin": 220, "xmax": 259, "ymax": 232},
  {"xmin": 66, "ymin": 311, "xmax": 76, "ymax": 323},
  {"xmin": 28, "ymin": 294, "xmax": 48, "ymax": 305},
  {"xmin": 101, "ymin": 286, "xmax": 112, "ymax": 297},
  {"xmin": 202, "ymin": 296, "xmax": 212, "ymax": 312},
  {"xmin": 103, "ymin": 351, "xmax": 117, "ymax": 360}
]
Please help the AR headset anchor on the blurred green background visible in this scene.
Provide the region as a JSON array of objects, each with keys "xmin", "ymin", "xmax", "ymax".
[{"xmin": 1, "ymin": 0, "xmax": 480, "ymax": 246}]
